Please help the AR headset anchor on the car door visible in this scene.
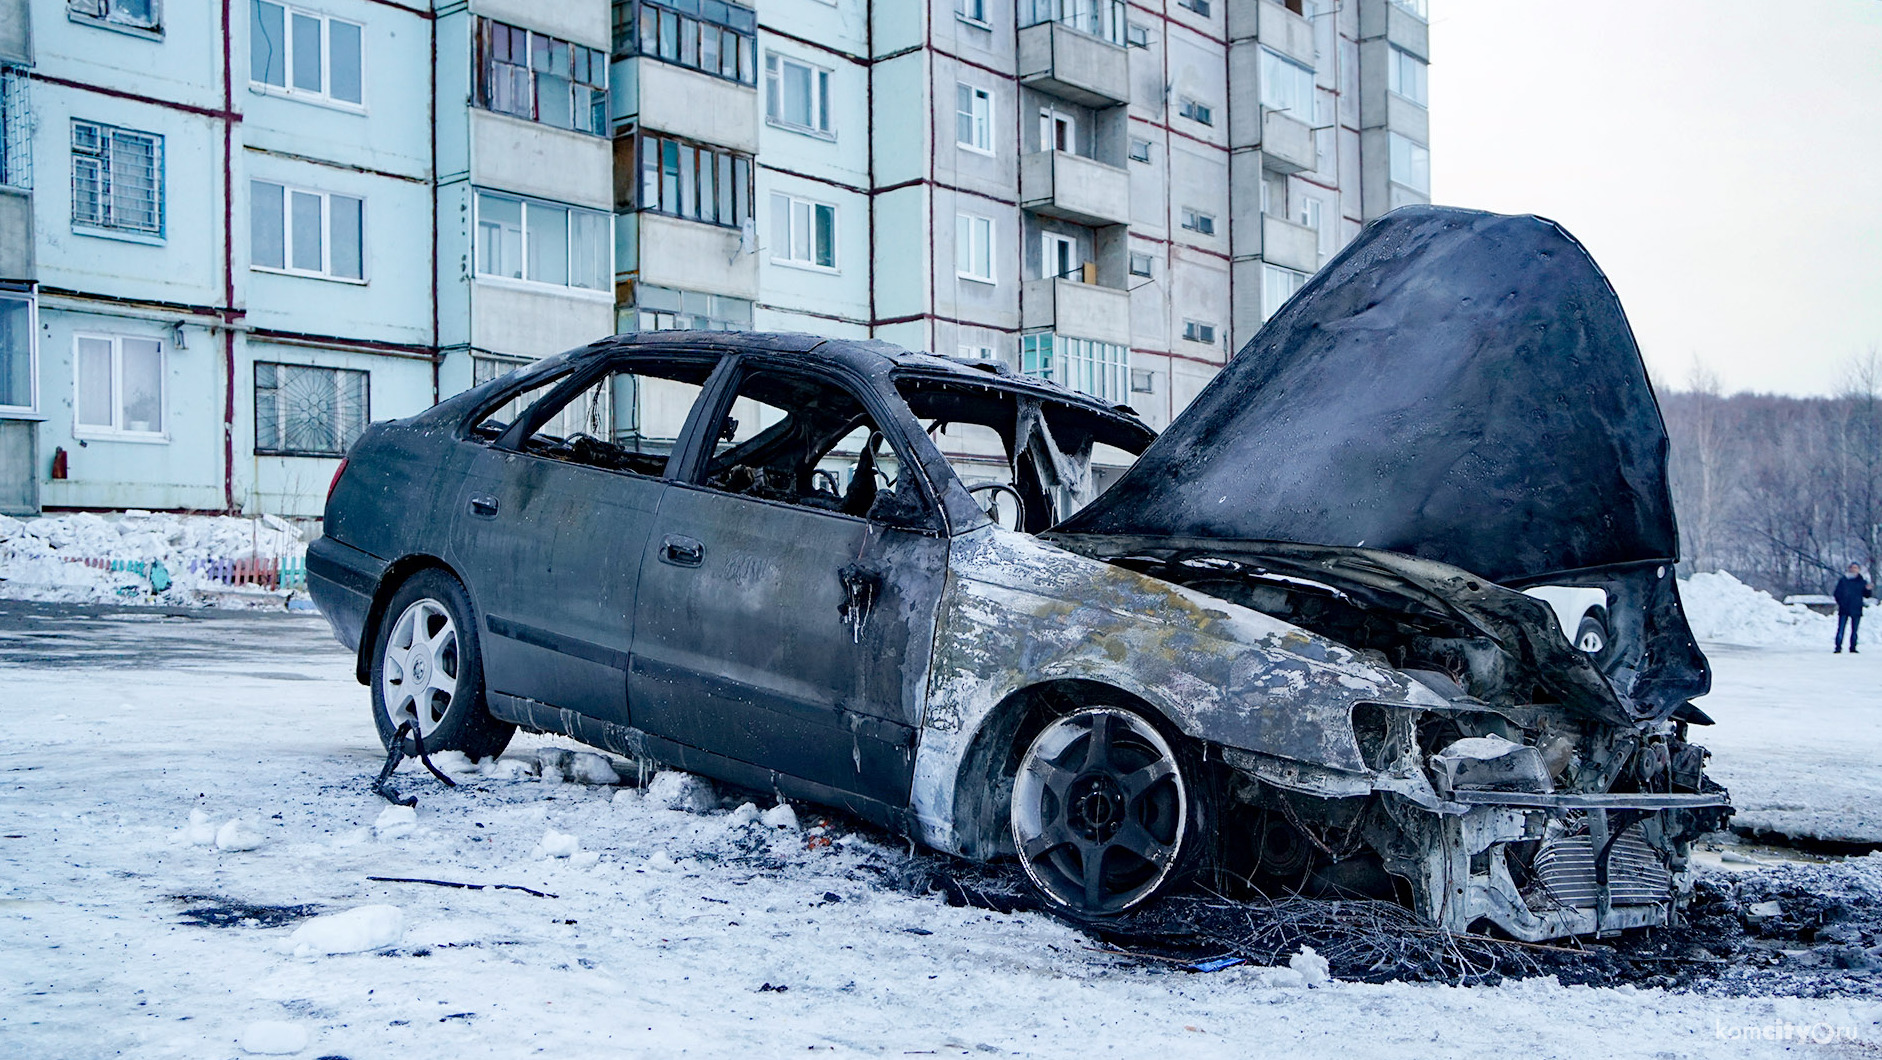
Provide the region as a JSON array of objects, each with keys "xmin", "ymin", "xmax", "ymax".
[
  {"xmin": 628, "ymin": 359, "xmax": 948, "ymax": 810},
  {"xmin": 449, "ymin": 354, "xmax": 718, "ymax": 727}
]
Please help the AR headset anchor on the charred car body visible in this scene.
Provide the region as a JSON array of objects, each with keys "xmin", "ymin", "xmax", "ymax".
[{"xmin": 309, "ymin": 207, "xmax": 1728, "ymax": 941}]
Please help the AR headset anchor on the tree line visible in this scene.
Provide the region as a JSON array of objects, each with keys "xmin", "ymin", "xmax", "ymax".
[{"xmin": 1659, "ymin": 351, "xmax": 1882, "ymax": 598}]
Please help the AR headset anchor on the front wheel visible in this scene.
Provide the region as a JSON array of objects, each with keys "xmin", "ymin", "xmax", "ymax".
[
  {"xmin": 369, "ymin": 569, "xmax": 513, "ymax": 761},
  {"xmin": 1575, "ymin": 613, "xmax": 1609, "ymax": 656},
  {"xmin": 1009, "ymin": 706, "xmax": 1207, "ymax": 917}
]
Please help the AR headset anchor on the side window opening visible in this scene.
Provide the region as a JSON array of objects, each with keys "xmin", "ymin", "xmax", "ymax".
[
  {"xmin": 699, "ymin": 367, "xmax": 926, "ymax": 523},
  {"xmin": 517, "ymin": 361, "xmax": 712, "ymax": 476}
]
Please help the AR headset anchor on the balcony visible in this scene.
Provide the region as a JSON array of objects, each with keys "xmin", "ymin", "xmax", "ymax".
[
  {"xmin": 1260, "ymin": 110, "xmax": 1316, "ymax": 174},
  {"xmin": 1021, "ymin": 277, "xmax": 1130, "ymax": 347},
  {"xmin": 612, "ymin": 57, "xmax": 759, "ymax": 155},
  {"xmin": 1020, "ymin": 151, "xmax": 1130, "ymax": 228},
  {"xmin": 1261, "ymin": 214, "xmax": 1319, "ymax": 273},
  {"xmin": 1017, "ymin": 20, "xmax": 1129, "ymax": 109},
  {"xmin": 619, "ymin": 212, "xmax": 759, "ymax": 301},
  {"xmin": 1359, "ymin": 0, "xmax": 1428, "ymax": 59}
]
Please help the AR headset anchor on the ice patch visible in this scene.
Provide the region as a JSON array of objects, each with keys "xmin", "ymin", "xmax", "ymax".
[
  {"xmin": 374, "ymin": 804, "xmax": 417, "ymax": 839},
  {"xmin": 215, "ymin": 818, "xmax": 266, "ymax": 852},
  {"xmin": 238, "ymin": 1020, "xmax": 309, "ymax": 1055},
  {"xmin": 284, "ymin": 905, "xmax": 404, "ymax": 956},
  {"xmin": 760, "ymin": 802, "xmax": 800, "ymax": 832},
  {"xmin": 536, "ymin": 828, "xmax": 581, "ymax": 858},
  {"xmin": 646, "ymin": 771, "xmax": 718, "ymax": 813}
]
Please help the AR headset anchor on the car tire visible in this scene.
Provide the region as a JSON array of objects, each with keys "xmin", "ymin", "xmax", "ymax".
[
  {"xmin": 369, "ymin": 568, "xmax": 513, "ymax": 762},
  {"xmin": 1009, "ymin": 705, "xmax": 1210, "ymax": 918},
  {"xmin": 1575, "ymin": 612, "xmax": 1609, "ymax": 657}
]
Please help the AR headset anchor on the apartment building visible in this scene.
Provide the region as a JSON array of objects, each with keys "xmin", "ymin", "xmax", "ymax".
[{"xmin": 0, "ymin": 0, "xmax": 1429, "ymax": 517}]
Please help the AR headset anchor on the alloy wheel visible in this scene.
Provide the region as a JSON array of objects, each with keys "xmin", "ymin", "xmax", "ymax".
[{"xmin": 381, "ymin": 597, "xmax": 460, "ymax": 739}]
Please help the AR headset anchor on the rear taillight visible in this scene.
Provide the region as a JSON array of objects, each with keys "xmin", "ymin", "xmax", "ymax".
[{"xmin": 327, "ymin": 457, "xmax": 349, "ymax": 502}]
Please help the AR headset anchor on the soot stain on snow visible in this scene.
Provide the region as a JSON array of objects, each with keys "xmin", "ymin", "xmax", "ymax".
[{"xmin": 171, "ymin": 894, "xmax": 324, "ymax": 929}]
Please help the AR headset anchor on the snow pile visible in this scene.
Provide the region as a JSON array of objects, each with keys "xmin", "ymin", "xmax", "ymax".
[
  {"xmin": 645, "ymin": 770, "xmax": 719, "ymax": 813},
  {"xmin": 284, "ymin": 905, "xmax": 405, "ymax": 956},
  {"xmin": 0, "ymin": 510, "xmax": 307, "ymax": 607},
  {"xmin": 238, "ymin": 1021, "xmax": 310, "ymax": 1055},
  {"xmin": 1679, "ymin": 570, "xmax": 1836, "ymax": 648}
]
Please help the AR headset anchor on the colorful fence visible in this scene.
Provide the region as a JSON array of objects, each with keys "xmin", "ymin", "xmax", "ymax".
[{"xmin": 65, "ymin": 554, "xmax": 308, "ymax": 592}]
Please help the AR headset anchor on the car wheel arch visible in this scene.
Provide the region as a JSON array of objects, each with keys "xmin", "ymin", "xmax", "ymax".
[
  {"xmin": 355, "ymin": 555, "xmax": 468, "ymax": 684},
  {"xmin": 947, "ymin": 677, "xmax": 1201, "ymax": 861}
]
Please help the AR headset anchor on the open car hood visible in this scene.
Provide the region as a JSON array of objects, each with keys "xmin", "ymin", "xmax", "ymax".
[{"xmin": 1055, "ymin": 206, "xmax": 1708, "ymax": 721}]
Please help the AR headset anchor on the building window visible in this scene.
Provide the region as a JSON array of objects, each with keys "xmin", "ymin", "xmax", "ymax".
[
  {"xmin": 250, "ymin": 2, "xmax": 364, "ymax": 107},
  {"xmin": 1389, "ymin": 132, "xmax": 1430, "ymax": 193},
  {"xmin": 955, "ymin": 84, "xmax": 992, "ymax": 155},
  {"xmin": 68, "ymin": 0, "xmax": 160, "ymax": 32},
  {"xmin": 1129, "ymin": 367, "xmax": 1154, "ymax": 394},
  {"xmin": 0, "ymin": 289, "xmax": 36, "ymax": 415},
  {"xmin": 250, "ymin": 181, "xmax": 364, "ymax": 281},
  {"xmin": 1021, "ymin": 333, "xmax": 1129, "ymax": 403},
  {"xmin": 1182, "ymin": 320, "xmax": 1216, "ymax": 345},
  {"xmin": 1179, "ymin": 207, "xmax": 1215, "ymax": 236},
  {"xmin": 1176, "ymin": 0, "xmax": 1210, "ymax": 16},
  {"xmin": 1020, "ymin": 0, "xmax": 1126, "ymax": 47},
  {"xmin": 1128, "ymin": 137, "xmax": 1151, "ymax": 163},
  {"xmin": 474, "ymin": 191, "xmax": 612, "ymax": 291},
  {"xmin": 255, "ymin": 361, "xmax": 367, "ymax": 457},
  {"xmin": 1388, "ymin": 46, "xmax": 1427, "ymax": 106},
  {"xmin": 475, "ymin": 19, "xmax": 609, "ymax": 137},
  {"xmin": 634, "ymin": 133, "xmax": 753, "ymax": 230},
  {"xmin": 1178, "ymin": 98, "xmax": 1214, "ymax": 127},
  {"xmin": 615, "ymin": 1, "xmax": 757, "ymax": 86},
  {"xmin": 1259, "ymin": 47, "xmax": 1315, "ymax": 119},
  {"xmin": 1262, "ymin": 262, "xmax": 1306, "ymax": 320},
  {"xmin": 955, "ymin": 214, "xmax": 995, "ymax": 283},
  {"xmin": 770, "ymin": 192, "xmax": 837, "ymax": 269},
  {"xmin": 624, "ymin": 284, "xmax": 753, "ymax": 333},
  {"xmin": 1128, "ymin": 252, "xmax": 1153, "ymax": 277},
  {"xmin": 1392, "ymin": 0, "xmax": 1428, "ymax": 19},
  {"xmin": 74, "ymin": 334, "xmax": 165, "ymax": 438},
  {"xmin": 958, "ymin": 344, "xmax": 994, "ymax": 361},
  {"xmin": 71, "ymin": 120, "xmax": 163, "ymax": 237},
  {"xmin": 1, "ymin": 69, "xmax": 30, "ymax": 192},
  {"xmin": 956, "ymin": 0, "xmax": 989, "ymax": 27},
  {"xmin": 765, "ymin": 53, "xmax": 833, "ymax": 137},
  {"xmin": 1125, "ymin": 22, "xmax": 1149, "ymax": 47}
]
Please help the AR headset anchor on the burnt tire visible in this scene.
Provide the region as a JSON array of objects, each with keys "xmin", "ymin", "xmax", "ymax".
[
  {"xmin": 369, "ymin": 568, "xmax": 513, "ymax": 762},
  {"xmin": 1009, "ymin": 705, "xmax": 1211, "ymax": 918}
]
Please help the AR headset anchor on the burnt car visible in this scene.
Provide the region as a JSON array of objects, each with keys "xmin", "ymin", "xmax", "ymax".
[{"xmin": 309, "ymin": 206, "xmax": 1728, "ymax": 940}]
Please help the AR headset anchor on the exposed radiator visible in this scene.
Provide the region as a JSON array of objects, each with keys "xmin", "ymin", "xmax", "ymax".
[{"xmin": 1525, "ymin": 829, "xmax": 1671, "ymax": 911}]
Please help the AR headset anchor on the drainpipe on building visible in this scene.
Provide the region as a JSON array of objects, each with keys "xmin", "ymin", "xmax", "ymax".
[{"xmin": 221, "ymin": 0, "xmax": 238, "ymax": 514}]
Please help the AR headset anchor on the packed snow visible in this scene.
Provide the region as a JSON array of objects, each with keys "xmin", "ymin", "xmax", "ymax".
[
  {"xmin": 0, "ymin": 511, "xmax": 307, "ymax": 607},
  {"xmin": 3, "ymin": 601, "xmax": 1881, "ymax": 1057},
  {"xmin": 1678, "ymin": 570, "xmax": 1843, "ymax": 649}
]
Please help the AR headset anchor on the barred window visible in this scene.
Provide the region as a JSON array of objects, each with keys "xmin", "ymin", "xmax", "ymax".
[
  {"xmin": 475, "ymin": 18, "xmax": 609, "ymax": 137},
  {"xmin": 71, "ymin": 120, "xmax": 164, "ymax": 237},
  {"xmin": 615, "ymin": 0, "xmax": 756, "ymax": 86},
  {"xmin": 0, "ymin": 68, "xmax": 29, "ymax": 192},
  {"xmin": 255, "ymin": 362, "xmax": 368, "ymax": 457},
  {"xmin": 632, "ymin": 132, "xmax": 753, "ymax": 230}
]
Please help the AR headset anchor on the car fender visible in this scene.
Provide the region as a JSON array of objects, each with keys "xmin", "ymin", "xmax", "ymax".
[{"xmin": 910, "ymin": 526, "xmax": 1446, "ymax": 853}]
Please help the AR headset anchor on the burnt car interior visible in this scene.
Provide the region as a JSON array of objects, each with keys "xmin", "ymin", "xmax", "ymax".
[{"xmin": 472, "ymin": 357, "xmax": 713, "ymax": 477}]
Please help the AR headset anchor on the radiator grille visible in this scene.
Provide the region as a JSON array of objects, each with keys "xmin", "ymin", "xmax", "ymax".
[{"xmin": 1525, "ymin": 830, "xmax": 1670, "ymax": 911}]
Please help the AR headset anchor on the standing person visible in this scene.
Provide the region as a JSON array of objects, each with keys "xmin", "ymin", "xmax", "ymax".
[{"xmin": 1833, "ymin": 563, "xmax": 1872, "ymax": 653}]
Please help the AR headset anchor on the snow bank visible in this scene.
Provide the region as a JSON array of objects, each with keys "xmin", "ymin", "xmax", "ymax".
[
  {"xmin": 284, "ymin": 905, "xmax": 405, "ymax": 956},
  {"xmin": 1680, "ymin": 571, "xmax": 1836, "ymax": 648},
  {"xmin": 0, "ymin": 510, "xmax": 307, "ymax": 607}
]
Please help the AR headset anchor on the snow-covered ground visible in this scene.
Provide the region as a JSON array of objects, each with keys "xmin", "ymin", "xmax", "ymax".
[
  {"xmin": 0, "ymin": 511, "xmax": 306, "ymax": 608},
  {"xmin": 3, "ymin": 601, "xmax": 1880, "ymax": 1058}
]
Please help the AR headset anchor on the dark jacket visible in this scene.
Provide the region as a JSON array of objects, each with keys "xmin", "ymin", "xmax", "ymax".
[{"xmin": 1834, "ymin": 574, "xmax": 1873, "ymax": 615}]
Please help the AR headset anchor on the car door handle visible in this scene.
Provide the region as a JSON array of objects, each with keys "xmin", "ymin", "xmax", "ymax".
[
  {"xmin": 660, "ymin": 534, "xmax": 704, "ymax": 568},
  {"xmin": 468, "ymin": 494, "xmax": 500, "ymax": 518}
]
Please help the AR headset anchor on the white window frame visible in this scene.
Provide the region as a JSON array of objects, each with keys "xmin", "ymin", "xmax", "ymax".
[
  {"xmin": 1389, "ymin": 132, "xmax": 1430, "ymax": 193},
  {"xmin": 1127, "ymin": 252, "xmax": 1153, "ymax": 278},
  {"xmin": 1178, "ymin": 97, "xmax": 1214, "ymax": 127},
  {"xmin": 1176, "ymin": 0, "xmax": 1210, "ymax": 15},
  {"xmin": 765, "ymin": 52, "xmax": 834, "ymax": 138},
  {"xmin": 70, "ymin": 120, "xmax": 164, "ymax": 241},
  {"xmin": 1387, "ymin": 46, "xmax": 1427, "ymax": 107},
  {"xmin": 955, "ymin": 0, "xmax": 990, "ymax": 28},
  {"xmin": 957, "ymin": 344, "xmax": 995, "ymax": 361},
  {"xmin": 955, "ymin": 83, "xmax": 993, "ymax": 155},
  {"xmin": 1182, "ymin": 319, "xmax": 1216, "ymax": 345},
  {"xmin": 0, "ymin": 289, "xmax": 39, "ymax": 416},
  {"xmin": 1262, "ymin": 262, "xmax": 1307, "ymax": 320},
  {"xmin": 772, "ymin": 192, "xmax": 839, "ymax": 271},
  {"xmin": 1039, "ymin": 106, "xmax": 1076, "ymax": 154},
  {"xmin": 250, "ymin": 180, "xmax": 366, "ymax": 283},
  {"xmin": 1128, "ymin": 137, "xmax": 1151, "ymax": 163},
  {"xmin": 473, "ymin": 190, "xmax": 614, "ymax": 296},
  {"xmin": 1125, "ymin": 22, "xmax": 1150, "ymax": 47},
  {"xmin": 250, "ymin": 1, "xmax": 366, "ymax": 110},
  {"xmin": 1259, "ymin": 47, "xmax": 1315, "ymax": 120},
  {"xmin": 1041, "ymin": 232, "xmax": 1075, "ymax": 281},
  {"xmin": 72, "ymin": 333, "xmax": 167, "ymax": 442},
  {"xmin": 956, "ymin": 212, "xmax": 995, "ymax": 283},
  {"xmin": 1180, "ymin": 207, "xmax": 1215, "ymax": 236}
]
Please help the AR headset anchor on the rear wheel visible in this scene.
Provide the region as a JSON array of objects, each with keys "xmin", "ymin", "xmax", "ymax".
[
  {"xmin": 369, "ymin": 569, "xmax": 513, "ymax": 761},
  {"xmin": 1009, "ymin": 706, "xmax": 1207, "ymax": 917}
]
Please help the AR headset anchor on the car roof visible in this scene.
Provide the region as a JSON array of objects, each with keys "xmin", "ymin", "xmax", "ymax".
[{"xmin": 577, "ymin": 330, "xmax": 1144, "ymax": 423}]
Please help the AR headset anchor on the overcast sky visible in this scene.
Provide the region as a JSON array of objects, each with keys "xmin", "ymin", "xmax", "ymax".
[{"xmin": 1427, "ymin": 0, "xmax": 1882, "ymax": 396}]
